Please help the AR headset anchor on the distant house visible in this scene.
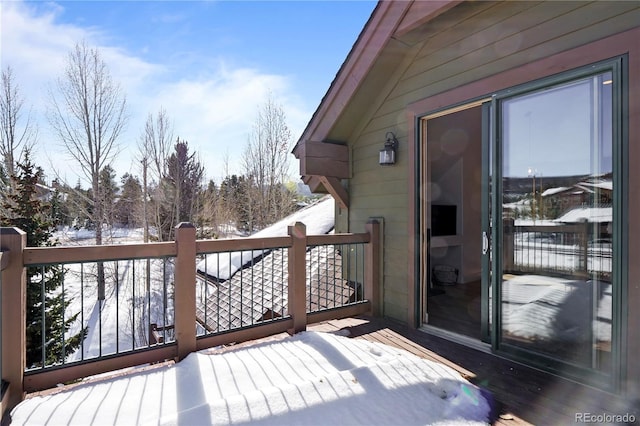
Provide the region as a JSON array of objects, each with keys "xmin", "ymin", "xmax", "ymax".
[
  {"xmin": 293, "ymin": 1, "xmax": 639, "ymax": 394},
  {"xmin": 195, "ymin": 197, "xmax": 361, "ymax": 332},
  {"xmin": 34, "ymin": 183, "xmax": 56, "ymax": 202},
  {"xmin": 542, "ymin": 176, "xmax": 613, "ymax": 217}
]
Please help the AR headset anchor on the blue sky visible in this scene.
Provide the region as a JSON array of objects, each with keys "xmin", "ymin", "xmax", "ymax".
[{"xmin": 1, "ymin": 0, "xmax": 376, "ymax": 185}]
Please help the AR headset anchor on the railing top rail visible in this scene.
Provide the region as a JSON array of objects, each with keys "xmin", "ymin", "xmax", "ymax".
[
  {"xmin": 513, "ymin": 223, "xmax": 590, "ymax": 233},
  {"xmin": 195, "ymin": 231, "xmax": 370, "ymax": 254},
  {"xmin": 23, "ymin": 242, "xmax": 177, "ymax": 266},
  {"xmin": 196, "ymin": 236, "xmax": 291, "ymax": 254},
  {"xmin": 20, "ymin": 230, "xmax": 374, "ymax": 266},
  {"xmin": 307, "ymin": 232, "xmax": 370, "ymax": 246}
]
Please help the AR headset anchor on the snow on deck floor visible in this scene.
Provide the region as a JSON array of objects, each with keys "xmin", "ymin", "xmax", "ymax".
[{"xmin": 11, "ymin": 331, "xmax": 492, "ymax": 425}]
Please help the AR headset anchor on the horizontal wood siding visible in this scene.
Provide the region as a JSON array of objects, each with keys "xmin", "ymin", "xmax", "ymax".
[
  {"xmin": 392, "ymin": 1, "xmax": 640, "ymax": 111},
  {"xmin": 344, "ymin": 0, "xmax": 640, "ymax": 324},
  {"xmin": 350, "ymin": 128, "xmax": 410, "ymax": 321}
]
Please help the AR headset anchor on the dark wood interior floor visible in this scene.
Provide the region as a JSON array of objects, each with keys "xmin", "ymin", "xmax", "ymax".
[
  {"xmin": 309, "ymin": 316, "xmax": 639, "ymax": 426},
  {"xmin": 427, "ymin": 280, "xmax": 482, "ymax": 340}
]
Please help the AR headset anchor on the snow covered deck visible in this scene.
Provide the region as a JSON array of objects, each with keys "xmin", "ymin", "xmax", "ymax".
[
  {"xmin": 9, "ymin": 328, "xmax": 492, "ymax": 425},
  {"xmin": 0, "ymin": 220, "xmax": 381, "ymax": 421},
  {"xmin": 9, "ymin": 316, "xmax": 635, "ymax": 426}
]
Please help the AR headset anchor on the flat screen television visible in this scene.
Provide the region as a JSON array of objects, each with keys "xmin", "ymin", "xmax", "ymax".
[{"xmin": 431, "ymin": 204, "xmax": 457, "ymax": 237}]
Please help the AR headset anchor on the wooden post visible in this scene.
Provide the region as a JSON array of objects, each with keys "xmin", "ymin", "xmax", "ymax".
[
  {"xmin": 288, "ymin": 222, "xmax": 307, "ymax": 334},
  {"xmin": 365, "ymin": 219, "xmax": 381, "ymax": 316},
  {"xmin": 502, "ymin": 218, "xmax": 515, "ymax": 273},
  {"xmin": 0, "ymin": 227, "xmax": 27, "ymax": 414},
  {"xmin": 579, "ymin": 219, "xmax": 589, "ymax": 275},
  {"xmin": 174, "ymin": 223, "xmax": 196, "ymax": 360}
]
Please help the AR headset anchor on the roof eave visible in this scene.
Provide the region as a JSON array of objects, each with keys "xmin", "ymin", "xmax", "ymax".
[{"xmin": 293, "ymin": 0, "xmax": 461, "ymax": 208}]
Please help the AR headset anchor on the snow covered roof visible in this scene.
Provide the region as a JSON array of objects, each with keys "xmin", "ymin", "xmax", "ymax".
[
  {"xmin": 196, "ymin": 244, "xmax": 355, "ymax": 332},
  {"xmin": 197, "ymin": 196, "xmax": 335, "ymax": 281},
  {"xmin": 580, "ymin": 181, "xmax": 613, "ymax": 191},
  {"xmin": 554, "ymin": 206, "xmax": 612, "ymax": 223},
  {"xmin": 541, "ymin": 186, "xmax": 570, "ymax": 197}
]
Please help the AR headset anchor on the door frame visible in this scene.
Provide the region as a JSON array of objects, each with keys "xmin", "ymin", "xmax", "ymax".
[
  {"xmin": 414, "ymin": 55, "xmax": 628, "ymax": 391},
  {"xmin": 489, "ymin": 56, "xmax": 627, "ymax": 391},
  {"xmin": 418, "ymin": 99, "xmax": 491, "ymax": 341},
  {"xmin": 407, "ymin": 28, "xmax": 638, "ymax": 394}
]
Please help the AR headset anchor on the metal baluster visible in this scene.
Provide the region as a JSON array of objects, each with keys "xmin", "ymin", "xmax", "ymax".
[
  {"xmin": 228, "ymin": 252, "xmax": 232, "ymax": 331},
  {"xmin": 61, "ymin": 266, "xmax": 66, "ymax": 364},
  {"xmin": 163, "ymin": 258, "xmax": 167, "ymax": 343},
  {"xmin": 132, "ymin": 258, "xmax": 135, "ymax": 350},
  {"xmin": 260, "ymin": 249, "xmax": 265, "ymax": 323},
  {"xmin": 40, "ymin": 265, "xmax": 46, "ymax": 367},
  {"xmin": 216, "ymin": 253, "xmax": 220, "ymax": 333},
  {"xmin": 98, "ymin": 263, "xmax": 103, "ymax": 358},
  {"xmin": 80, "ymin": 263, "xmax": 84, "ymax": 361},
  {"xmin": 325, "ymin": 245, "xmax": 329, "ymax": 308},
  {"xmin": 359, "ymin": 244, "xmax": 363, "ymax": 302},
  {"xmin": 250, "ymin": 251, "xmax": 254, "ymax": 325},
  {"xmin": 116, "ymin": 261, "xmax": 119, "ymax": 353},
  {"xmin": 144, "ymin": 259, "xmax": 150, "ymax": 346},
  {"xmin": 336, "ymin": 245, "xmax": 340, "ymax": 305}
]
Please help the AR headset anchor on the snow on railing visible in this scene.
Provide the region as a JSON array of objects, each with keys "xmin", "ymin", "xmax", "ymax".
[{"xmin": 0, "ymin": 219, "xmax": 381, "ymax": 417}]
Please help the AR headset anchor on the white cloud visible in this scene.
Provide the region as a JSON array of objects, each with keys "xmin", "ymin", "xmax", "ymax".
[
  {"xmin": 144, "ymin": 64, "xmax": 308, "ymax": 181},
  {"xmin": 1, "ymin": 1, "xmax": 311, "ymax": 186}
]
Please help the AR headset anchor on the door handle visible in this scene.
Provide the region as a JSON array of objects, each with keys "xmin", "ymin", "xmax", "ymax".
[{"xmin": 482, "ymin": 231, "xmax": 489, "ymax": 255}]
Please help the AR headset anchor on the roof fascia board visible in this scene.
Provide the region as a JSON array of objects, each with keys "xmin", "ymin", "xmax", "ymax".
[
  {"xmin": 344, "ymin": 39, "xmax": 423, "ymax": 145},
  {"xmin": 296, "ymin": 0, "xmax": 461, "ymax": 150}
]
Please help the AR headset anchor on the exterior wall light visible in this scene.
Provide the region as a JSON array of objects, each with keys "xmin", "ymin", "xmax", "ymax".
[{"xmin": 379, "ymin": 132, "xmax": 398, "ymax": 166}]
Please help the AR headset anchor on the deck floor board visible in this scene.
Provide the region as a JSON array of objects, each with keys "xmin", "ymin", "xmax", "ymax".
[
  {"xmin": 26, "ymin": 315, "xmax": 637, "ymax": 426},
  {"xmin": 307, "ymin": 316, "xmax": 638, "ymax": 426}
]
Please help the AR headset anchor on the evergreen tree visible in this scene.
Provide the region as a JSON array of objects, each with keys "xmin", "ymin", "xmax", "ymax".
[
  {"xmin": 98, "ymin": 165, "xmax": 118, "ymax": 229},
  {"xmin": 156, "ymin": 139, "xmax": 204, "ymax": 240},
  {"xmin": 220, "ymin": 174, "xmax": 252, "ymax": 233},
  {"xmin": 0, "ymin": 153, "xmax": 86, "ymax": 367},
  {"xmin": 48, "ymin": 180, "xmax": 70, "ymax": 227},
  {"xmin": 115, "ymin": 173, "xmax": 142, "ymax": 227}
]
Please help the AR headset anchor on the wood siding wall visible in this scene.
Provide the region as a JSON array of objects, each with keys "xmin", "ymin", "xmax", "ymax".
[{"xmin": 339, "ymin": 1, "xmax": 640, "ymax": 324}]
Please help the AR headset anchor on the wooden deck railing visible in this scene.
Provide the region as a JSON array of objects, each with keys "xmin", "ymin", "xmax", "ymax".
[
  {"xmin": 0, "ymin": 219, "xmax": 381, "ymax": 417},
  {"xmin": 503, "ymin": 218, "xmax": 611, "ymax": 279}
]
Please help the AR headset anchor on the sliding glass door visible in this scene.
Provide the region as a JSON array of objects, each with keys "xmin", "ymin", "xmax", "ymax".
[
  {"xmin": 421, "ymin": 56, "xmax": 625, "ymax": 389},
  {"xmin": 491, "ymin": 59, "xmax": 624, "ymax": 388}
]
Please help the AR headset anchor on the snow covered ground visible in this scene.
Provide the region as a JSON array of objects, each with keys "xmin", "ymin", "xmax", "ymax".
[
  {"xmin": 46, "ymin": 198, "xmax": 335, "ymax": 365},
  {"xmin": 45, "ymin": 227, "xmax": 175, "ymax": 366},
  {"xmin": 11, "ymin": 331, "xmax": 492, "ymax": 425}
]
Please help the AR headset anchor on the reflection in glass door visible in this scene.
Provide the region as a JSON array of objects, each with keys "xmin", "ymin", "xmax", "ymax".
[{"xmin": 496, "ymin": 68, "xmax": 618, "ymax": 384}]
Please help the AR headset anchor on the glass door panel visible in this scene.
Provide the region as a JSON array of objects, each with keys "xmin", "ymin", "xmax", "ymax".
[{"xmin": 498, "ymin": 71, "xmax": 614, "ymax": 375}]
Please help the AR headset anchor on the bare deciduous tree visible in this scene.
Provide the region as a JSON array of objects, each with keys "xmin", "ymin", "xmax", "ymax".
[
  {"xmin": 138, "ymin": 109, "xmax": 173, "ymax": 242},
  {"xmin": 242, "ymin": 95, "xmax": 295, "ymax": 232},
  {"xmin": 1, "ymin": 66, "xmax": 36, "ymax": 185},
  {"xmin": 48, "ymin": 40, "xmax": 128, "ymax": 246},
  {"xmin": 48, "ymin": 40, "xmax": 128, "ymax": 298}
]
